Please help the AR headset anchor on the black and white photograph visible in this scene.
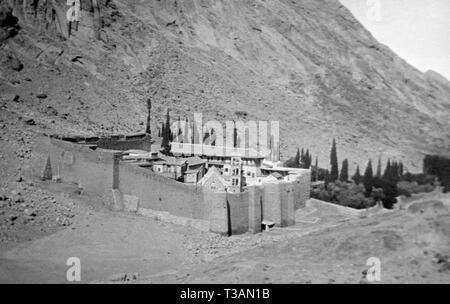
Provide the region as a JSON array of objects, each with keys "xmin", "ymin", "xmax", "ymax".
[{"xmin": 0, "ymin": 0, "xmax": 449, "ymax": 288}]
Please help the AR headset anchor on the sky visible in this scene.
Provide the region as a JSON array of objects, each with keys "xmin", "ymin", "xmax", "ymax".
[{"xmin": 339, "ymin": 0, "xmax": 450, "ymax": 80}]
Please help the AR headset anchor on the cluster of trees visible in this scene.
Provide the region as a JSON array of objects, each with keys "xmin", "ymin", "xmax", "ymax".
[
  {"xmin": 289, "ymin": 138, "xmax": 440, "ymax": 210},
  {"xmin": 321, "ymin": 139, "xmax": 406, "ymax": 209},
  {"xmin": 285, "ymin": 148, "xmax": 313, "ymax": 169}
]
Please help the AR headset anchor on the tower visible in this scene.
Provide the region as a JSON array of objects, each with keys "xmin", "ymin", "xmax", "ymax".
[{"xmin": 229, "ymin": 155, "xmax": 243, "ymax": 193}]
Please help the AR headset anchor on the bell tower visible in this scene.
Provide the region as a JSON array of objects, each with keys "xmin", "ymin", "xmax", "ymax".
[{"xmin": 229, "ymin": 155, "xmax": 243, "ymax": 193}]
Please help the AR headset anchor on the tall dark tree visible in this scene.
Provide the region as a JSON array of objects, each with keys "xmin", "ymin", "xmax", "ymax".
[
  {"xmin": 340, "ymin": 159, "xmax": 349, "ymax": 182},
  {"xmin": 324, "ymin": 169, "xmax": 330, "ymax": 188},
  {"xmin": 352, "ymin": 166, "xmax": 362, "ymax": 185},
  {"xmin": 203, "ymin": 130, "xmax": 210, "ymax": 143},
  {"xmin": 363, "ymin": 160, "xmax": 374, "ymax": 195},
  {"xmin": 330, "ymin": 138, "xmax": 339, "ymax": 182},
  {"xmin": 305, "ymin": 149, "xmax": 312, "ymax": 168},
  {"xmin": 376, "ymin": 156, "xmax": 382, "ymax": 178},
  {"xmin": 145, "ymin": 98, "xmax": 152, "ymax": 135},
  {"xmin": 160, "ymin": 122, "xmax": 165, "ymax": 138},
  {"xmin": 177, "ymin": 117, "xmax": 182, "ymax": 137},
  {"xmin": 300, "ymin": 148, "xmax": 305, "ymax": 167},
  {"xmin": 294, "ymin": 148, "xmax": 301, "ymax": 168},
  {"xmin": 313, "ymin": 157, "xmax": 319, "ymax": 181},
  {"xmin": 392, "ymin": 161, "xmax": 399, "ymax": 182},
  {"xmin": 184, "ymin": 119, "xmax": 190, "ymax": 144},
  {"xmin": 383, "ymin": 159, "xmax": 392, "ymax": 180},
  {"xmin": 161, "ymin": 109, "xmax": 172, "ymax": 155}
]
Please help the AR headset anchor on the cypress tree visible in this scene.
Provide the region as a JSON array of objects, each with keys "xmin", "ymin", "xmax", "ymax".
[
  {"xmin": 363, "ymin": 160, "xmax": 374, "ymax": 195},
  {"xmin": 145, "ymin": 99, "xmax": 152, "ymax": 135},
  {"xmin": 161, "ymin": 109, "xmax": 172, "ymax": 155},
  {"xmin": 383, "ymin": 159, "xmax": 392, "ymax": 180},
  {"xmin": 300, "ymin": 148, "xmax": 305, "ymax": 168},
  {"xmin": 392, "ymin": 161, "xmax": 399, "ymax": 182},
  {"xmin": 161, "ymin": 122, "xmax": 165, "ymax": 138},
  {"xmin": 376, "ymin": 156, "xmax": 382, "ymax": 178},
  {"xmin": 324, "ymin": 169, "xmax": 330, "ymax": 188},
  {"xmin": 340, "ymin": 159, "xmax": 349, "ymax": 182},
  {"xmin": 313, "ymin": 157, "xmax": 319, "ymax": 181},
  {"xmin": 330, "ymin": 138, "xmax": 339, "ymax": 182},
  {"xmin": 294, "ymin": 148, "xmax": 301, "ymax": 168},
  {"xmin": 352, "ymin": 166, "xmax": 362, "ymax": 185},
  {"xmin": 178, "ymin": 117, "xmax": 182, "ymax": 136},
  {"xmin": 203, "ymin": 130, "xmax": 210, "ymax": 143},
  {"xmin": 305, "ymin": 149, "xmax": 312, "ymax": 168}
]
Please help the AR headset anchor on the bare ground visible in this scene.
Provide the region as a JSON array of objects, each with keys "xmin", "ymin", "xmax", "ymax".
[{"xmin": 1, "ymin": 181, "xmax": 450, "ymax": 284}]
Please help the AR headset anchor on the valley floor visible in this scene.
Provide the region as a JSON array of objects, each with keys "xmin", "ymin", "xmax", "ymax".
[{"xmin": 0, "ymin": 179, "xmax": 449, "ymax": 284}]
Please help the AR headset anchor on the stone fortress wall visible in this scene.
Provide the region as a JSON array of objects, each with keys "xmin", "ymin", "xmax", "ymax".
[{"xmin": 42, "ymin": 136, "xmax": 311, "ymax": 235}]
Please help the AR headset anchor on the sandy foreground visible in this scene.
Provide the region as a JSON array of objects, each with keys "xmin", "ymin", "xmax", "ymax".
[{"xmin": 1, "ymin": 179, "xmax": 449, "ymax": 284}]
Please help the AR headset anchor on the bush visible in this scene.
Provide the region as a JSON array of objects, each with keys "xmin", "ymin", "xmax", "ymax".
[
  {"xmin": 372, "ymin": 177, "xmax": 398, "ymax": 209},
  {"xmin": 403, "ymin": 173, "xmax": 436, "ymax": 185},
  {"xmin": 443, "ymin": 178, "xmax": 450, "ymax": 193},
  {"xmin": 397, "ymin": 181, "xmax": 435, "ymax": 197},
  {"xmin": 312, "ymin": 182, "xmax": 376, "ymax": 210}
]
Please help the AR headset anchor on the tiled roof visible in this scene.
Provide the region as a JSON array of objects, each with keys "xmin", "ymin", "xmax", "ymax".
[{"xmin": 186, "ymin": 156, "xmax": 206, "ymax": 167}]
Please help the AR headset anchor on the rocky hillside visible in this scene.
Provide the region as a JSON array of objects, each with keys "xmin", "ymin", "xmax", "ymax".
[{"xmin": 1, "ymin": 0, "xmax": 450, "ymax": 171}]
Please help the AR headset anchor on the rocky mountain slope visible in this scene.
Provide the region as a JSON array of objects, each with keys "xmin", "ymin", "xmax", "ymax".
[{"xmin": 1, "ymin": 0, "xmax": 449, "ymax": 171}]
